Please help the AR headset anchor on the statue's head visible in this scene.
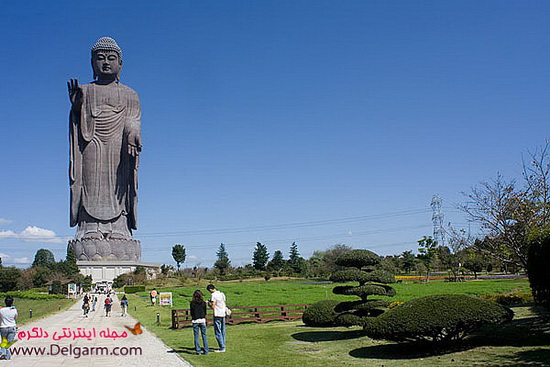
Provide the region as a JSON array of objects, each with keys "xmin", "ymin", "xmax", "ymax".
[{"xmin": 91, "ymin": 37, "xmax": 123, "ymax": 81}]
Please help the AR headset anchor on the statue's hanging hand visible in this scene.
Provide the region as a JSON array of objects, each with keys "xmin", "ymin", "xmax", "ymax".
[
  {"xmin": 67, "ymin": 78, "xmax": 83, "ymax": 109},
  {"xmin": 127, "ymin": 131, "xmax": 142, "ymax": 158}
]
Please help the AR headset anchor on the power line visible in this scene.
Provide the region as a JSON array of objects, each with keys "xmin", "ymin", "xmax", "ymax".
[
  {"xmin": 135, "ymin": 208, "xmax": 432, "ymax": 238},
  {"xmin": 140, "ymin": 223, "xmax": 432, "ymax": 250}
]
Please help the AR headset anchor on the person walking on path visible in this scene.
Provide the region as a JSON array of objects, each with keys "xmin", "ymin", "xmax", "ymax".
[
  {"xmin": 104, "ymin": 294, "xmax": 113, "ymax": 317},
  {"xmin": 0, "ymin": 295, "xmax": 18, "ymax": 360},
  {"xmin": 82, "ymin": 294, "xmax": 90, "ymax": 317},
  {"xmin": 207, "ymin": 284, "xmax": 226, "ymax": 352},
  {"xmin": 91, "ymin": 295, "xmax": 98, "ymax": 312},
  {"xmin": 190, "ymin": 290, "xmax": 209, "ymax": 355},
  {"xmin": 120, "ymin": 295, "xmax": 128, "ymax": 316}
]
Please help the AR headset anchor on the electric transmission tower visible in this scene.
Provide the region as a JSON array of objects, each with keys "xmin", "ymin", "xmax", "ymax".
[{"xmin": 431, "ymin": 195, "xmax": 445, "ymax": 246}]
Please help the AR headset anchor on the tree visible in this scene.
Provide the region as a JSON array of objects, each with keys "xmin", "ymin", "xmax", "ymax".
[
  {"xmin": 32, "ymin": 266, "xmax": 52, "ymax": 287},
  {"xmin": 288, "ymin": 242, "xmax": 306, "ymax": 274},
  {"xmin": 527, "ymin": 226, "xmax": 550, "ymax": 307},
  {"xmin": 463, "ymin": 257, "xmax": 484, "ymax": 279},
  {"xmin": 172, "ymin": 244, "xmax": 186, "ymax": 271},
  {"xmin": 399, "ymin": 250, "xmax": 417, "ymax": 273},
  {"xmin": 460, "ymin": 144, "xmax": 550, "ymax": 271},
  {"xmin": 307, "ymin": 244, "xmax": 353, "ymax": 277},
  {"xmin": 0, "ymin": 267, "xmax": 22, "ymax": 292},
  {"xmin": 330, "ymin": 249, "xmax": 396, "ymax": 327},
  {"xmin": 267, "ymin": 250, "xmax": 285, "ymax": 274},
  {"xmin": 417, "ymin": 236, "xmax": 438, "ymax": 281},
  {"xmin": 160, "ymin": 264, "xmax": 174, "ymax": 275},
  {"xmin": 32, "ymin": 249, "xmax": 55, "ymax": 268},
  {"xmin": 81, "ymin": 275, "xmax": 93, "ymax": 291},
  {"xmin": 61, "ymin": 246, "xmax": 80, "ymax": 278},
  {"xmin": 214, "ymin": 243, "xmax": 231, "ymax": 275},
  {"xmin": 252, "ymin": 242, "xmax": 269, "ymax": 271}
]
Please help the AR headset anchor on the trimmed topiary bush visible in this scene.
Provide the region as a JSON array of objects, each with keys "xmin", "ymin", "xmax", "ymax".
[
  {"xmin": 330, "ymin": 249, "xmax": 396, "ymax": 327},
  {"xmin": 302, "ymin": 300, "xmax": 341, "ymax": 327},
  {"xmin": 364, "ymin": 294, "xmax": 514, "ymax": 344}
]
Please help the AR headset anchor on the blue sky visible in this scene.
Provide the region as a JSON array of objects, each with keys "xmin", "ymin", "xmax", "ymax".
[{"xmin": 0, "ymin": 1, "xmax": 549, "ymax": 268}]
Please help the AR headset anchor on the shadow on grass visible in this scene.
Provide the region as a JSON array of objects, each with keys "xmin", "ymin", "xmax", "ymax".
[
  {"xmin": 349, "ymin": 343, "xmax": 474, "ymax": 359},
  {"xmin": 505, "ymin": 348, "xmax": 550, "ymax": 366},
  {"xmin": 291, "ymin": 328, "xmax": 365, "ymax": 343},
  {"xmin": 167, "ymin": 347, "xmax": 199, "ymax": 355},
  {"xmin": 349, "ymin": 305, "xmax": 550, "ymax": 362}
]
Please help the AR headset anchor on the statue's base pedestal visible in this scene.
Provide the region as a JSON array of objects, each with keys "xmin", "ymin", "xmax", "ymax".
[
  {"xmin": 69, "ymin": 238, "xmax": 141, "ymax": 261},
  {"xmin": 77, "ymin": 260, "xmax": 160, "ymax": 284}
]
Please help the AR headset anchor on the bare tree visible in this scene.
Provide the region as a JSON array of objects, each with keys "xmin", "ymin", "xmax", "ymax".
[{"xmin": 460, "ymin": 142, "xmax": 550, "ymax": 270}]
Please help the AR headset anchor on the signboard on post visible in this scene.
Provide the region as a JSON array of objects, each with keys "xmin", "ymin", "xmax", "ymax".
[
  {"xmin": 159, "ymin": 292, "xmax": 172, "ymax": 306},
  {"xmin": 68, "ymin": 282, "xmax": 76, "ymax": 297}
]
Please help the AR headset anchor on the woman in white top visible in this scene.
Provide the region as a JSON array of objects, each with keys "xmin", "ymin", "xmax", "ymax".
[{"xmin": 0, "ymin": 295, "xmax": 18, "ymax": 360}]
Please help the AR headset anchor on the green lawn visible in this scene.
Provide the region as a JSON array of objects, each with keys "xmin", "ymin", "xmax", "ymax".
[
  {"xmin": 11, "ymin": 297, "xmax": 76, "ymax": 326},
  {"xmin": 126, "ymin": 277, "xmax": 550, "ymax": 366}
]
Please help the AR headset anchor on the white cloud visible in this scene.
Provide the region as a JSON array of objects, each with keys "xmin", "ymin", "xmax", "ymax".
[
  {"xmin": 0, "ymin": 230, "xmax": 17, "ymax": 239},
  {"xmin": 0, "ymin": 226, "xmax": 64, "ymax": 244},
  {"xmin": 0, "ymin": 218, "xmax": 13, "ymax": 224},
  {"xmin": 347, "ymin": 231, "xmax": 353, "ymax": 236},
  {"xmin": 12, "ymin": 257, "xmax": 30, "ymax": 264},
  {"xmin": 188, "ymin": 255, "xmax": 198, "ymax": 260},
  {"xmin": 19, "ymin": 226, "xmax": 64, "ymax": 243},
  {"xmin": 0, "ymin": 253, "xmax": 31, "ymax": 266}
]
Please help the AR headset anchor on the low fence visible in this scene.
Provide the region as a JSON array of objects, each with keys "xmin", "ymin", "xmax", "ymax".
[{"xmin": 172, "ymin": 304, "xmax": 309, "ymax": 329}]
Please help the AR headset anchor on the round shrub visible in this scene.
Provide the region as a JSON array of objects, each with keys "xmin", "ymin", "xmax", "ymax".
[
  {"xmin": 364, "ymin": 294, "xmax": 513, "ymax": 344},
  {"xmin": 302, "ymin": 300, "xmax": 341, "ymax": 327},
  {"xmin": 334, "ymin": 249, "xmax": 380, "ymax": 269}
]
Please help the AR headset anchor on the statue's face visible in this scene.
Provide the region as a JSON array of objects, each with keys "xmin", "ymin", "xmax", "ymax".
[{"xmin": 92, "ymin": 50, "xmax": 121, "ymax": 80}]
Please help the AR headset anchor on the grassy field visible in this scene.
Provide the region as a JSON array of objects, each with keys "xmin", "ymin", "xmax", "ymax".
[
  {"xmin": 11, "ymin": 297, "xmax": 76, "ymax": 326},
  {"xmin": 125, "ymin": 277, "xmax": 550, "ymax": 366}
]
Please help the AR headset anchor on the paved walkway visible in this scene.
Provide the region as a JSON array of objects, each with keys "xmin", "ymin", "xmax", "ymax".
[{"xmin": 4, "ymin": 294, "xmax": 191, "ymax": 367}]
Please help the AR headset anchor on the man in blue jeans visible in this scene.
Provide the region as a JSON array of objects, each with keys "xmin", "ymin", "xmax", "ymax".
[
  {"xmin": 207, "ymin": 284, "xmax": 226, "ymax": 352},
  {"xmin": 0, "ymin": 296, "xmax": 18, "ymax": 360}
]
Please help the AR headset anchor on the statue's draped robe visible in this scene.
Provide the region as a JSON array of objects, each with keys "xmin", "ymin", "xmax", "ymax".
[{"xmin": 69, "ymin": 82, "xmax": 141, "ymax": 238}]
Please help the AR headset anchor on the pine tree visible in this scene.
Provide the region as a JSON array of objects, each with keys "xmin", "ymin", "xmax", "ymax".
[
  {"xmin": 252, "ymin": 242, "xmax": 269, "ymax": 271},
  {"xmin": 64, "ymin": 246, "xmax": 80, "ymax": 277},
  {"xmin": 288, "ymin": 242, "xmax": 306, "ymax": 273},
  {"xmin": 214, "ymin": 243, "xmax": 231, "ymax": 275},
  {"xmin": 267, "ymin": 250, "xmax": 285, "ymax": 273}
]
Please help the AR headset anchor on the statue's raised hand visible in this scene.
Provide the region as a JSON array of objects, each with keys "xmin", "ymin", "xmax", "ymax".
[{"xmin": 67, "ymin": 78, "xmax": 83, "ymax": 107}]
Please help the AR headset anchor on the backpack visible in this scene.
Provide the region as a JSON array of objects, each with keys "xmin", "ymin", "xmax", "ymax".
[{"xmin": 105, "ymin": 297, "xmax": 111, "ymax": 305}]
